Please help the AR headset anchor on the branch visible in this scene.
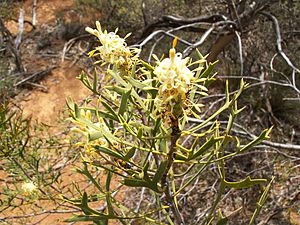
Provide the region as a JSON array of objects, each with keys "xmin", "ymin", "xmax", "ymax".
[
  {"xmin": 0, "ymin": 18, "xmax": 24, "ymax": 72},
  {"xmin": 260, "ymin": 11, "xmax": 300, "ymax": 97},
  {"xmin": 141, "ymin": 14, "xmax": 227, "ymax": 39}
]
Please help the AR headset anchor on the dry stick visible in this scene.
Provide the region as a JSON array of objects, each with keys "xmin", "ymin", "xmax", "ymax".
[
  {"xmin": 32, "ymin": 0, "xmax": 37, "ymax": 26},
  {"xmin": 260, "ymin": 11, "xmax": 300, "ymax": 98},
  {"xmin": 235, "ymin": 30, "xmax": 244, "ymax": 76},
  {"xmin": 0, "ymin": 18, "xmax": 24, "ymax": 72},
  {"xmin": 61, "ymin": 34, "xmax": 90, "ymax": 63},
  {"xmin": 14, "ymin": 66, "xmax": 57, "ymax": 87},
  {"xmin": 15, "ymin": 8, "xmax": 25, "ymax": 49}
]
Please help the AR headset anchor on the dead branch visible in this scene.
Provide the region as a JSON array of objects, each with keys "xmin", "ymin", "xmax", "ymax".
[
  {"xmin": 0, "ymin": 18, "xmax": 24, "ymax": 72},
  {"xmin": 15, "ymin": 8, "xmax": 25, "ymax": 49},
  {"xmin": 141, "ymin": 14, "xmax": 227, "ymax": 39},
  {"xmin": 260, "ymin": 11, "xmax": 300, "ymax": 97},
  {"xmin": 32, "ymin": 0, "xmax": 37, "ymax": 26},
  {"xmin": 14, "ymin": 66, "xmax": 57, "ymax": 87},
  {"xmin": 61, "ymin": 34, "xmax": 90, "ymax": 63}
]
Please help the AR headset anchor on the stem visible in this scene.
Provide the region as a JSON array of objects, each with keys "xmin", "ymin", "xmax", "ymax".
[{"xmin": 161, "ymin": 116, "xmax": 184, "ymax": 225}]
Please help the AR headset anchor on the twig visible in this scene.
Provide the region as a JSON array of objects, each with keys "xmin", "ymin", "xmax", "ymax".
[
  {"xmin": 235, "ymin": 30, "xmax": 243, "ymax": 76},
  {"xmin": 14, "ymin": 66, "xmax": 57, "ymax": 87},
  {"xmin": 0, "ymin": 209, "xmax": 80, "ymax": 221},
  {"xmin": 61, "ymin": 34, "xmax": 90, "ymax": 62}
]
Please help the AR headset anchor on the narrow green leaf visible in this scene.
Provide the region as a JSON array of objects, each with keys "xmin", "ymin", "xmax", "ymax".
[
  {"xmin": 94, "ymin": 145, "xmax": 124, "ymax": 160},
  {"xmin": 108, "ymin": 67, "xmax": 127, "ymax": 86},
  {"xmin": 249, "ymin": 177, "xmax": 275, "ymax": 225},
  {"xmin": 152, "ymin": 161, "xmax": 168, "ymax": 184},
  {"xmin": 88, "ymin": 131, "xmax": 102, "ymax": 141},
  {"xmin": 93, "ymin": 69, "xmax": 98, "ymax": 93},
  {"xmin": 143, "ymin": 161, "xmax": 151, "ymax": 182},
  {"xmin": 65, "ymin": 215, "xmax": 109, "ymax": 222},
  {"xmin": 127, "ymin": 76, "xmax": 146, "ymax": 89},
  {"xmin": 137, "ymin": 127, "xmax": 143, "ymax": 139},
  {"xmin": 224, "ymin": 176, "xmax": 267, "ymax": 189},
  {"xmin": 152, "ymin": 118, "xmax": 162, "ymax": 136},
  {"xmin": 101, "ymin": 101, "xmax": 119, "ymax": 122},
  {"xmin": 124, "ymin": 147, "xmax": 136, "ymax": 160},
  {"xmin": 199, "ymin": 60, "xmax": 218, "ymax": 79},
  {"xmin": 216, "ymin": 212, "xmax": 228, "ymax": 225},
  {"xmin": 141, "ymin": 60, "xmax": 155, "ymax": 71},
  {"xmin": 106, "ymin": 85, "xmax": 128, "ymax": 95},
  {"xmin": 74, "ymin": 103, "xmax": 80, "ymax": 118},
  {"xmin": 105, "ymin": 172, "xmax": 114, "ymax": 216},
  {"xmin": 240, "ymin": 127, "xmax": 272, "ymax": 153},
  {"xmin": 189, "ymin": 136, "xmax": 223, "ymax": 160},
  {"xmin": 124, "ymin": 178, "xmax": 150, "ymax": 188},
  {"xmin": 118, "ymin": 88, "xmax": 131, "ymax": 115}
]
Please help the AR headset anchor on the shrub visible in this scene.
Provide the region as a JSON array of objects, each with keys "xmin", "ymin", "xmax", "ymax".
[{"xmin": 65, "ymin": 21, "xmax": 273, "ymax": 224}]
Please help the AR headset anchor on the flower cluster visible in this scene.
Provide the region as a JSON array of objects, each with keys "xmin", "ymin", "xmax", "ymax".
[
  {"xmin": 70, "ymin": 109, "xmax": 109, "ymax": 158},
  {"xmin": 22, "ymin": 181, "xmax": 37, "ymax": 195},
  {"xmin": 153, "ymin": 48, "xmax": 195, "ymax": 117},
  {"xmin": 85, "ymin": 21, "xmax": 139, "ymax": 71}
]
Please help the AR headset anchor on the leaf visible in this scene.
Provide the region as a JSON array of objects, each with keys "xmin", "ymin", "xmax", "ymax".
[
  {"xmin": 118, "ymin": 88, "xmax": 131, "ymax": 115},
  {"xmin": 189, "ymin": 136, "xmax": 223, "ymax": 160},
  {"xmin": 108, "ymin": 67, "xmax": 127, "ymax": 86},
  {"xmin": 101, "ymin": 101, "xmax": 120, "ymax": 122},
  {"xmin": 124, "ymin": 147, "xmax": 136, "ymax": 160},
  {"xmin": 199, "ymin": 60, "xmax": 218, "ymax": 79},
  {"xmin": 152, "ymin": 161, "xmax": 168, "ymax": 184},
  {"xmin": 249, "ymin": 176, "xmax": 275, "ymax": 225},
  {"xmin": 223, "ymin": 176, "xmax": 267, "ymax": 189},
  {"xmin": 105, "ymin": 172, "xmax": 114, "ymax": 215},
  {"xmin": 65, "ymin": 215, "xmax": 109, "ymax": 222},
  {"xmin": 143, "ymin": 161, "xmax": 151, "ymax": 182},
  {"xmin": 141, "ymin": 60, "xmax": 155, "ymax": 71},
  {"xmin": 92, "ymin": 69, "xmax": 98, "ymax": 93},
  {"xmin": 124, "ymin": 178, "xmax": 150, "ymax": 188},
  {"xmin": 94, "ymin": 145, "xmax": 124, "ymax": 160},
  {"xmin": 88, "ymin": 131, "xmax": 103, "ymax": 141},
  {"xmin": 240, "ymin": 127, "xmax": 272, "ymax": 153},
  {"xmin": 127, "ymin": 76, "xmax": 146, "ymax": 90},
  {"xmin": 216, "ymin": 210, "xmax": 228, "ymax": 225},
  {"xmin": 137, "ymin": 127, "xmax": 143, "ymax": 139}
]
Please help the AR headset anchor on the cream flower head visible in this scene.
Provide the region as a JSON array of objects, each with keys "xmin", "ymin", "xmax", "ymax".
[
  {"xmin": 85, "ymin": 21, "xmax": 139, "ymax": 71},
  {"xmin": 22, "ymin": 181, "xmax": 37, "ymax": 194},
  {"xmin": 154, "ymin": 48, "xmax": 194, "ymax": 90},
  {"xmin": 153, "ymin": 48, "xmax": 195, "ymax": 115}
]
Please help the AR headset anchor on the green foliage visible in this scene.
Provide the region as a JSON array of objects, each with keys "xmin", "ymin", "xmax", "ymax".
[
  {"xmin": 0, "ymin": 59, "xmax": 14, "ymax": 103},
  {"xmin": 0, "ymin": 104, "xmax": 62, "ymax": 213},
  {"xmin": 65, "ymin": 22, "xmax": 273, "ymax": 224},
  {"xmin": 0, "ymin": 1, "xmax": 18, "ymax": 20}
]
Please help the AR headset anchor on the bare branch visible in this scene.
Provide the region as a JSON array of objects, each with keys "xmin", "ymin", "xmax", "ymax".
[
  {"xmin": 0, "ymin": 18, "xmax": 24, "ymax": 72},
  {"xmin": 32, "ymin": 0, "xmax": 37, "ymax": 26}
]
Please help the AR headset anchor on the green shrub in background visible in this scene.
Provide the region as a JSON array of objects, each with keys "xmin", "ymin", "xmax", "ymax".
[
  {"xmin": 65, "ymin": 21, "xmax": 273, "ymax": 225},
  {"xmin": 0, "ymin": 104, "xmax": 64, "ymax": 218}
]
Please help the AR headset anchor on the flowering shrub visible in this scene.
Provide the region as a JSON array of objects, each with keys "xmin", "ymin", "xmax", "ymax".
[{"xmin": 65, "ymin": 21, "xmax": 273, "ymax": 224}]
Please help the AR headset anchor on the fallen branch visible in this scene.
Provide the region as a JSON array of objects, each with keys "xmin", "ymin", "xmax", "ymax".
[{"xmin": 14, "ymin": 66, "xmax": 57, "ymax": 87}]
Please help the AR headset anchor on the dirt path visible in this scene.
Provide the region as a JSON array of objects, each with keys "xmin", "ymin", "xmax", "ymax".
[{"xmin": 19, "ymin": 62, "xmax": 90, "ymax": 126}]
